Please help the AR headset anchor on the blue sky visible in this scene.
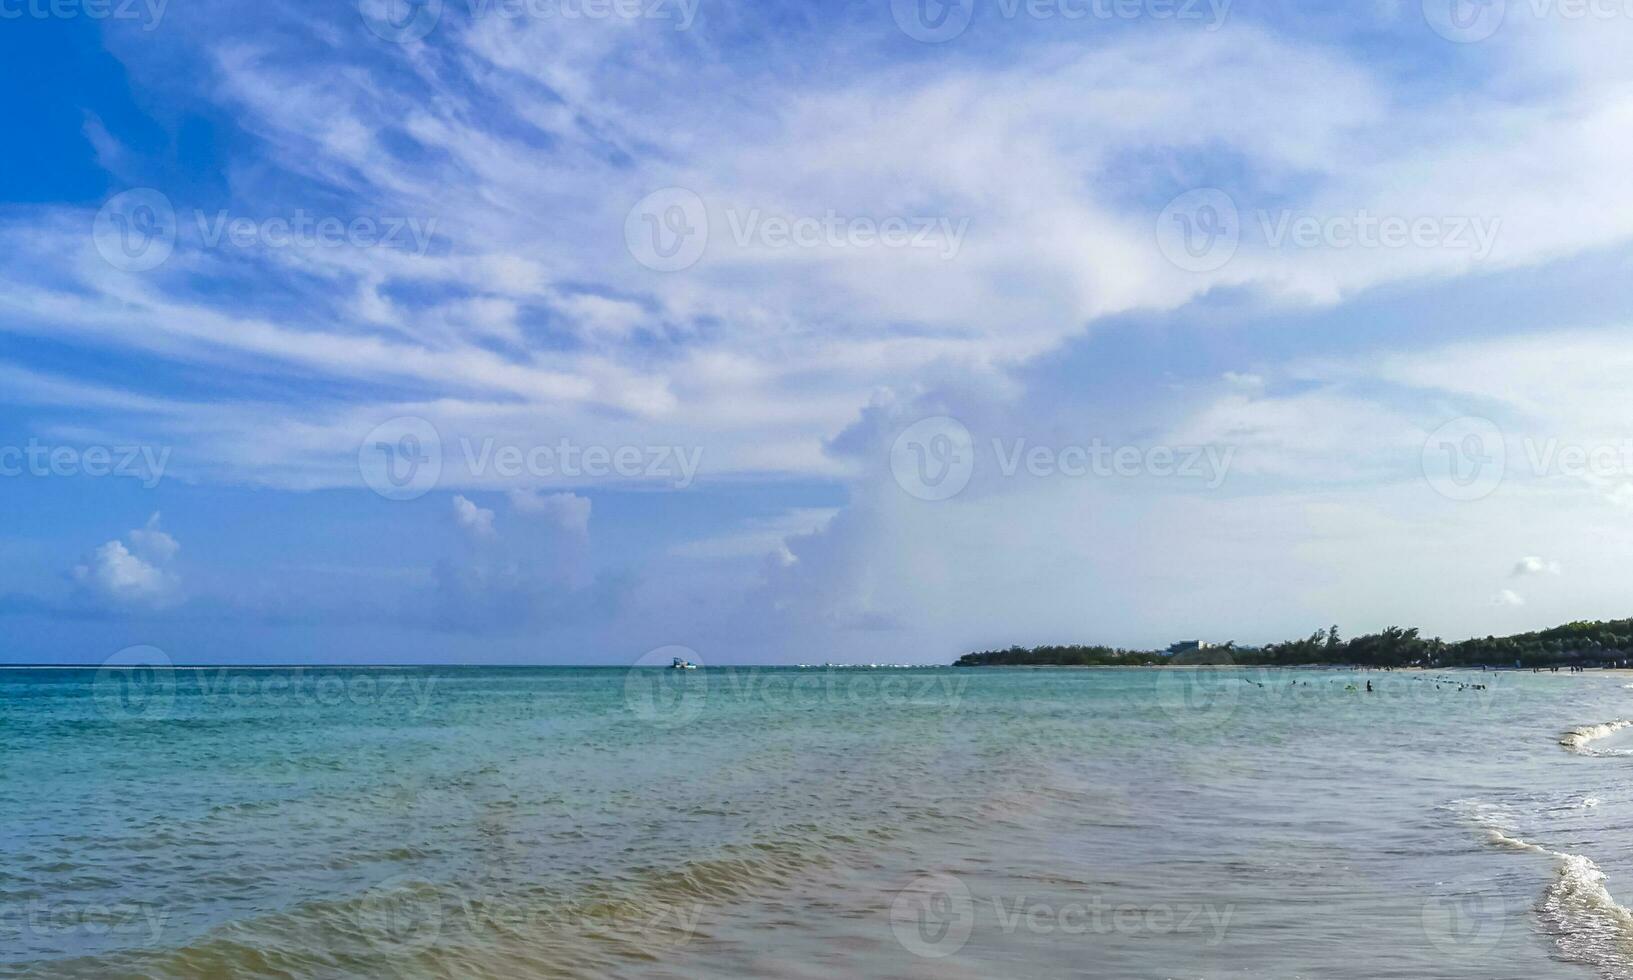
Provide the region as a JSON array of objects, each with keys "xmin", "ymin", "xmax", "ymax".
[{"xmin": 5, "ymin": 0, "xmax": 1633, "ymax": 664}]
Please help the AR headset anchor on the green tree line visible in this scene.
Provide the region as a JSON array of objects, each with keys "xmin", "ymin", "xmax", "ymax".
[{"xmin": 953, "ymin": 618, "xmax": 1633, "ymax": 668}]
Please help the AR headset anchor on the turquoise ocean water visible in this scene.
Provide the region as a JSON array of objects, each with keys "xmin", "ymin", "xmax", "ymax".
[{"xmin": 6, "ymin": 665, "xmax": 1633, "ymax": 978}]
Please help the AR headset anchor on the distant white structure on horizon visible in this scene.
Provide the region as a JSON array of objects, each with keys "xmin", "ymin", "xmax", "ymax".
[{"xmin": 1167, "ymin": 640, "xmax": 1214, "ymax": 656}]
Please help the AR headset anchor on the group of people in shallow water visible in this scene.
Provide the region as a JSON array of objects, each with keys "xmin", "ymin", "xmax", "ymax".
[
  {"xmin": 1266, "ymin": 676, "xmax": 1490, "ymax": 693},
  {"xmin": 1535, "ymin": 665, "xmax": 1588, "ymax": 672},
  {"xmin": 1346, "ymin": 675, "xmax": 1490, "ymax": 692},
  {"xmin": 1238, "ymin": 672, "xmax": 1492, "ymax": 695},
  {"xmin": 1409, "ymin": 675, "xmax": 1489, "ymax": 691}
]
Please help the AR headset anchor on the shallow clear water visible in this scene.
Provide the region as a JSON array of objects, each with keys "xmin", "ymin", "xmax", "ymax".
[{"xmin": 4, "ymin": 665, "xmax": 1632, "ymax": 978}]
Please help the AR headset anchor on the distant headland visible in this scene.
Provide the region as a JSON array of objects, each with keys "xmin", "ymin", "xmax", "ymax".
[{"xmin": 953, "ymin": 620, "xmax": 1633, "ymax": 670}]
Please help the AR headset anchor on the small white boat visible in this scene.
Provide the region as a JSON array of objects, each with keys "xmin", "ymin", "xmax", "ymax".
[{"xmin": 669, "ymin": 657, "xmax": 699, "ymax": 670}]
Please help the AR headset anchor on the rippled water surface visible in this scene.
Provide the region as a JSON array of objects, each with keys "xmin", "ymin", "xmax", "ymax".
[{"xmin": 6, "ymin": 665, "xmax": 1633, "ymax": 978}]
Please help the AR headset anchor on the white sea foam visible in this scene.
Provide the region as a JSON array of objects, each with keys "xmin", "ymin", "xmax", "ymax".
[
  {"xmin": 1541, "ymin": 797, "xmax": 1605, "ymax": 812},
  {"xmin": 1561, "ymin": 720, "xmax": 1633, "ymax": 755},
  {"xmin": 1460, "ymin": 787, "xmax": 1633, "ymax": 977},
  {"xmin": 1539, "ymin": 852, "xmax": 1633, "ymax": 977}
]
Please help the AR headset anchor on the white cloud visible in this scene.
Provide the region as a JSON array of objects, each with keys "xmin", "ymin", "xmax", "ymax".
[
  {"xmin": 670, "ymin": 507, "xmax": 838, "ymax": 561},
  {"xmin": 1512, "ymin": 556, "xmax": 1562, "ymax": 577},
  {"xmin": 127, "ymin": 512, "xmax": 180, "ymax": 564},
  {"xmin": 1494, "ymin": 589, "xmax": 1526, "ymax": 607},
  {"xmin": 431, "ymin": 491, "xmax": 604, "ymax": 631},
  {"xmin": 13, "ymin": 20, "xmax": 1633, "ymax": 496},
  {"xmin": 14, "ymin": 8, "xmax": 1633, "ymax": 660},
  {"xmin": 71, "ymin": 514, "xmax": 181, "ymax": 608},
  {"xmin": 507, "ymin": 490, "xmax": 591, "ymax": 536},
  {"xmin": 452, "ymin": 495, "xmax": 496, "ymax": 538}
]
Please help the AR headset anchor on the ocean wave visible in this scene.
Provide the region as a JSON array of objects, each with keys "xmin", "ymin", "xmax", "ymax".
[
  {"xmin": 23, "ymin": 826, "xmax": 874, "ymax": 979},
  {"xmin": 1461, "ymin": 801, "xmax": 1633, "ymax": 978},
  {"xmin": 1561, "ymin": 721, "xmax": 1633, "ymax": 756},
  {"xmin": 1539, "ymin": 853, "xmax": 1633, "ymax": 979}
]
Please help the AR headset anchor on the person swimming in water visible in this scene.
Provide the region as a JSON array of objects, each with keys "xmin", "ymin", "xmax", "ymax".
[{"xmin": 1365, "ymin": 681, "xmax": 1372, "ymax": 692}]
